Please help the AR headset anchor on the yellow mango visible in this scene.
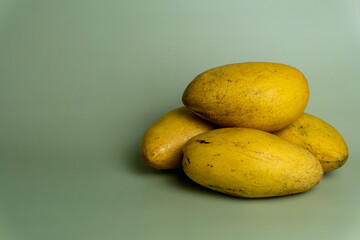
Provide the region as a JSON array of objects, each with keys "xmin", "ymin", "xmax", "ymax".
[
  {"xmin": 140, "ymin": 107, "xmax": 216, "ymax": 170},
  {"xmin": 273, "ymin": 113, "xmax": 348, "ymax": 172},
  {"xmin": 182, "ymin": 62, "xmax": 309, "ymax": 132},
  {"xmin": 182, "ymin": 128, "xmax": 323, "ymax": 198}
]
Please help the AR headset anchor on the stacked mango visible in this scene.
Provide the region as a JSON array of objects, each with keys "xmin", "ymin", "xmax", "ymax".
[{"xmin": 140, "ymin": 62, "xmax": 348, "ymax": 198}]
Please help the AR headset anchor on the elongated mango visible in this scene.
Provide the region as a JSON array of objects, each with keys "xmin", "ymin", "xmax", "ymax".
[
  {"xmin": 182, "ymin": 62, "xmax": 309, "ymax": 132},
  {"xmin": 140, "ymin": 107, "xmax": 216, "ymax": 169},
  {"xmin": 182, "ymin": 128, "xmax": 323, "ymax": 198},
  {"xmin": 273, "ymin": 113, "xmax": 348, "ymax": 172}
]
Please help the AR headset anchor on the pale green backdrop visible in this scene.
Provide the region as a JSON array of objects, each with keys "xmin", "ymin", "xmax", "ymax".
[{"xmin": 1, "ymin": 0, "xmax": 360, "ymax": 239}]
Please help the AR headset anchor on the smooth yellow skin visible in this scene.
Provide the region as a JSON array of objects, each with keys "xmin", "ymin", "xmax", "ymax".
[
  {"xmin": 140, "ymin": 107, "xmax": 216, "ymax": 170},
  {"xmin": 273, "ymin": 113, "xmax": 348, "ymax": 172},
  {"xmin": 182, "ymin": 62, "xmax": 309, "ymax": 132},
  {"xmin": 182, "ymin": 128, "xmax": 323, "ymax": 198}
]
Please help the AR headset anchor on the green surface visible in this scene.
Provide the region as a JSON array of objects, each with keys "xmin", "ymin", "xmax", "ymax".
[{"xmin": 1, "ymin": 0, "xmax": 359, "ymax": 239}]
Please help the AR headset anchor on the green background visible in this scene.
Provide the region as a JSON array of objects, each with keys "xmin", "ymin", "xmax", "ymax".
[{"xmin": 1, "ymin": 0, "xmax": 359, "ymax": 239}]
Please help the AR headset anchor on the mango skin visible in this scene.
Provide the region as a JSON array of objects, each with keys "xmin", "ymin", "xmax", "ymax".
[
  {"xmin": 182, "ymin": 62, "xmax": 309, "ymax": 132},
  {"xmin": 140, "ymin": 107, "xmax": 216, "ymax": 170},
  {"xmin": 182, "ymin": 128, "xmax": 323, "ymax": 198},
  {"xmin": 273, "ymin": 113, "xmax": 348, "ymax": 172}
]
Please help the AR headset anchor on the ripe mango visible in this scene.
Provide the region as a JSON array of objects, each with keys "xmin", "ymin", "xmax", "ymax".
[
  {"xmin": 182, "ymin": 128, "xmax": 323, "ymax": 198},
  {"xmin": 182, "ymin": 62, "xmax": 309, "ymax": 132},
  {"xmin": 273, "ymin": 113, "xmax": 348, "ymax": 172},
  {"xmin": 140, "ymin": 107, "xmax": 216, "ymax": 169}
]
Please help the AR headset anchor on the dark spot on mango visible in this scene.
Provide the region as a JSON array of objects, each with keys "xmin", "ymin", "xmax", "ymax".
[
  {"xmin": 196, "ymin": 139, "xmax": 210, "ymax": 144},
  {"xmin": 187, "ymin": 157, "xmax": 190, "ymax": 164},
  {"xmin": 193, "ymin": 110, "xmax": 210, "ymax": 119},
  {"xmin": 226, "ymin": 188, "xmax": 237, "ymax": 192}
]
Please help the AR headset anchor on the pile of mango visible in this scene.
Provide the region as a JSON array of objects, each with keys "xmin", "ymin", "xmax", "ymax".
[{"xmin": 140, "ymin": 62, "xmax": 348, "ymax": 198}]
